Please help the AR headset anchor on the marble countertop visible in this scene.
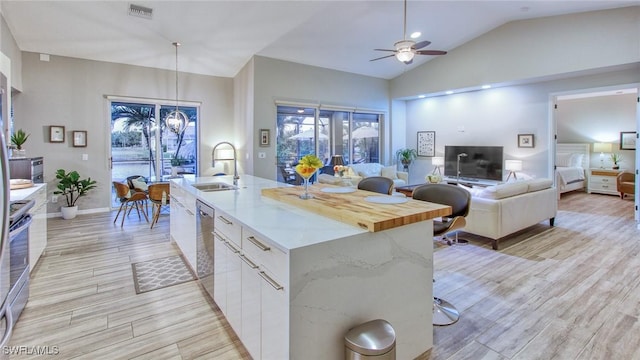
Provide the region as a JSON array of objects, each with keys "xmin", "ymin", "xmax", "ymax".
[
  {"xmin": 172, "ymin": 175, "xmax": 369, "ymax": 252},
  {"xmin": 10, "ymin": 184, "xmax": 45, "ymax": 202}
]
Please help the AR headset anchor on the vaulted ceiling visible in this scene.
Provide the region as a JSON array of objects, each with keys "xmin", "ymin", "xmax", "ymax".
[{"xmin": 2, "ymin": 1, "xmax": 638, "ymax": 80}]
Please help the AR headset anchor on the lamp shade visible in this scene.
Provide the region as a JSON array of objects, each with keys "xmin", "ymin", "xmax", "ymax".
[
  {"xmin": 330, "ymin": 155, "xmax": 344, "ymax": 166},
  {"xmin": 593, "ymin": 142, "xmax": 612, "ymax": 153},
  {"xmin": 505, "ymin": 160, "xmax": 523, "ymax": 172},
  {"xmin": 431, "ymin": 157, "xmax": 444, "ymax": 166}
]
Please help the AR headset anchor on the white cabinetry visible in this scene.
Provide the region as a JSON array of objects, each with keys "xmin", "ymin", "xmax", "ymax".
[
  {"xmin": 169, "ymin": 182, "xmax": 196, "ymax": 270},
  {"xmin": 588, "ymin": 168, "xmax": 620, "ymax": 196},
  {"xmin": 213, "ymin": 209, "xmax": 243, "ymax": 335},
  {"xmin": 27, "ymin": 185, "xmax": 47, "ymax": 272}
]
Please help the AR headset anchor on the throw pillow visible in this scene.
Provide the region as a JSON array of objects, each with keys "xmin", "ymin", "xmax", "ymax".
[
  {"xmin": 476, "ymin": 182, "xmax": 528, "ymax": 200},
  {"xmin": 569, "ymin": 153, "xmax": 584, "ymax": 168},
  {"xmin": 380, "ymin": 166, "xmax": 398, "ymax": 180},
  {"xmin": 524, "ymin": 178, "xmax": 553, "ymax": 192},
  {"xmin": 457, "ymin": 183, "xmax": 483, "ymax": 197},
  {"xmin": 556, "ymin": 153, "xmax": 572, "ymax": 167},
  {"xmin": 131, "ymin": 177, "xmax": 148, "ymax": 192}
]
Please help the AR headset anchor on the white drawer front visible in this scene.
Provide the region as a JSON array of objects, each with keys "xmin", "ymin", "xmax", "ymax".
[
  {"xmin": 216, "ymin": 210, "xmax": 242, "ymax": 247},
  {"xmin": 242, "ymin": 228, "xmax": 288, "ymax": 283}
]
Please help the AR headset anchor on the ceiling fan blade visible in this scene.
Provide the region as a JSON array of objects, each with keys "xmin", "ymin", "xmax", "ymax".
[
  {"xmin": 413, "ymin": 40, "xmax": 431, "ymax": 50},
  {"xmin": 373, "ymin": 49, "xmax": 396, "ymax": 52},
  {"xmin": 369, "ymin": 54, "xmax": 396, "ymax": 62},
  {"xmin": 415, "ymin": 50, "xmax": 448, "ymax": 56}
]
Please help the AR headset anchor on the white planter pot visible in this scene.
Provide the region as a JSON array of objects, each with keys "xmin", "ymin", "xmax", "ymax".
[
  {"xmin": 61, "ymin": 205, "xmax": 78, "ymax": 220},
  {"xmin": 11, "ymin": 149, "xmax": 26, "ymax": 158}
]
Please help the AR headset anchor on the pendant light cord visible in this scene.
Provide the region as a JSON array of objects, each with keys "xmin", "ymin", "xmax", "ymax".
[{"xmin": 173, "ymin": 42, "xmax": 180, "ymax": 112}]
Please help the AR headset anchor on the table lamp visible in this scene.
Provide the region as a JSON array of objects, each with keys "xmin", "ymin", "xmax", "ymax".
[
  {"xmin": 330, "ymin": 155, "xmax": 344, "ymax": 167},
  {"xmin": 431, "ymin": 157, "xmax": 444, "ymax": 175},
  {"xmin": 593, "ymin": 142, "xmax": 612, "ymax": 169},
  {"xmin": 505, "ymin": 160, "xmax": 522, "ymax": 181}
]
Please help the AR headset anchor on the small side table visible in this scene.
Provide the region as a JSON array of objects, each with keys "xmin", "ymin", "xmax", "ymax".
[
  {"xmin": 588, "ymin": 168, "xmax": 621, "ymax": 195},
  {"xmin": 394, "ymin": 184, "xmax": 426, "ymax": 197}
]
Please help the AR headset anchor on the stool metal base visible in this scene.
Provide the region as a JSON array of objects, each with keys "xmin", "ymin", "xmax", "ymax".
[{"xmin": 433, "ymin": 297, "xmax": 459, "ymax": 326}]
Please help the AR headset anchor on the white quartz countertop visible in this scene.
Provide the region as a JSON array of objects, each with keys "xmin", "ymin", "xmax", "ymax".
[
  {"xmin": 172, "ymin": 175, "xmax": 367, "ymax": 252},
  {"xmin": 10, "ymin": 184, "xmax": 45, "ymax": 202}
]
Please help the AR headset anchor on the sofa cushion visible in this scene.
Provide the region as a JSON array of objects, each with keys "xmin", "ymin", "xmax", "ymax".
[
  {"xmin": 524, "ymin": 178, "xmax": 553, "ymax": 192},
  {"xmin": 457, "ymin": 183, "xmax": 485, "ymax": 197},
  {"xmin": 381, "ymin": 165, "xmax": 398, "ymax": 180},
  {"xmin": 476, "ymin": 182, "xmax": 528, "ymax": 200}
]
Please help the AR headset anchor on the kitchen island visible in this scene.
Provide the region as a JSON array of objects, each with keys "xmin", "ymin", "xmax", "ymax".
[{"xmin": 170, "ymin": 175, "xmax": 450, "ymax": 360}]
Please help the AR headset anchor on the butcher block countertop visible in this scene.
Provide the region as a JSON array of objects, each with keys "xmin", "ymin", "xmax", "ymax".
[{"xmin": 261, "ymin": 184, "xmax": 451, "ymax": 232}]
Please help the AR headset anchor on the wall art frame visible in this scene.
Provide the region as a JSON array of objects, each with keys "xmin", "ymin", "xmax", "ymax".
[
  {"xmin": 259, "ymin": 129, "xmax": 270, "ymax": 147},
  {"xmin": 49, "ymin": 125, "xmax": 65, "ymax": 143},
  {"xmin": 417, "ymin": 131, "xmax": 435, "ymax": 157},
  {"xmin": 73, "ymin": 130, "xmax": 87, "ymax": 147},
  {"xmin": 620, "ymin": 131, "xmax": 636, "ymax": 150},
  {"xmin": 518, "ymin": 134, "xmax": 534, "ymax": 148}
]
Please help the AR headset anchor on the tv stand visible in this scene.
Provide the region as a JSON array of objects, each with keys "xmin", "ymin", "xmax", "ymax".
[{"xmin": 443, "ymin": 176, "xmax": 501, "ymax": 188}]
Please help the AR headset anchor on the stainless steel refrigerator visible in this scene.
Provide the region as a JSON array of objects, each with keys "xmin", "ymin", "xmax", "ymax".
[{"xmin": 0, "ymin": 126, "xmax": 12, "ymax": 349}]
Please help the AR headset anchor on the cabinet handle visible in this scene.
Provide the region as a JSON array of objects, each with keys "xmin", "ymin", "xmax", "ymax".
[
  {"xmin": 240, "ymin": 255, "xmax": 258, "ymax": 269},
  {"xmin": 259, "ymin": 271, "xmax": 283, "ymax": 291},
  {"xmin": 247, "ymin": 236, "xmax": 270, "ymax": 252},
  {"xmin": 213, "ymin": 231, "xmax": 225, "ymax": 242},
  {"xmin": 224, "ymin": 241, "xmax": 239, "ymax": 253},
  {"xmin": 217, "ymin": 215, "xmax": 232, "ymax": 225},
  {"xmin": 602, "ymin": 179, "xmax": 609, "ymax": 182}
]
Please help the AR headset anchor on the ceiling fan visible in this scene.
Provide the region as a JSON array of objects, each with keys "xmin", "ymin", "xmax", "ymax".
[{"xmin": 370, "ymin": 0, "xmax": 447, "ymax": 64}]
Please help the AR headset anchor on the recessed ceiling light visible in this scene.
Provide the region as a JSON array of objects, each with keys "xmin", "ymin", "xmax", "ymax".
[
  {"xmin": 410, "ymin": 32, "xmax": 421, "ymax": 39},
  {"xmin": 445, "ymin": 91, "xmax": 453, "ymax": 95},
  {"xmin": 418, "ymin": 95, "xmax": 426, "ymax": 99},
  {"xmin": 481, "ymin": 85, "xmax": 491, "ymax": 89},
  {"xmin": 297, "ymin": 109, "xmax": 304, "ymax": 113}
]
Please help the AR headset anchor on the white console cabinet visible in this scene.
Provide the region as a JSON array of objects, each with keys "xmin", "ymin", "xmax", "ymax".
[{"xmin": 588, "ymin": 168, "xmax": 621, "ymax": 196}]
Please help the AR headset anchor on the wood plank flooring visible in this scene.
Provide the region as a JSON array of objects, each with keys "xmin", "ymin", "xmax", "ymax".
[{"xmin": 7, "ymin": 191, "xmax": 638, "ymax": 359}]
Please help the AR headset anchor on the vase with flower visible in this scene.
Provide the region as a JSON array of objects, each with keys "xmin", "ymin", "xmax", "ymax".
[{"xmin": 295, "ymin": 154, "xmax": 324, "ymax": 199}]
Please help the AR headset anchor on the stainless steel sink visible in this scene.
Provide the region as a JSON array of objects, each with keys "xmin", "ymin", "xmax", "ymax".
[{"xmin": 191, "ymin": 182, "xmax": 237, "ymax": 192}]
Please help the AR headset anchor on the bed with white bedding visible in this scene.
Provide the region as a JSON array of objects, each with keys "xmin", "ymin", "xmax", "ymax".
[{"xmin": 556, "ymin": 143, "xmax": 590, "ymax": 198}]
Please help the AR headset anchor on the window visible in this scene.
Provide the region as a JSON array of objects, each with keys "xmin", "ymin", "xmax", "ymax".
[{"xmin": 276, "ymin": 105, "xmax": 381, "ymax": 181}]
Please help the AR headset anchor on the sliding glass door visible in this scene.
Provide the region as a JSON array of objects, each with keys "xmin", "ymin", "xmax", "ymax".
[{"xmin": 110, "ymin": 100, "xmax": 198, "ymax": 205}]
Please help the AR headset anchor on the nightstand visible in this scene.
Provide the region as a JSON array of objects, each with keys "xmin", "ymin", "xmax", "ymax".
[{"xmin": 588, "ymin": 168, "xmax": 621, "ymax": 195}]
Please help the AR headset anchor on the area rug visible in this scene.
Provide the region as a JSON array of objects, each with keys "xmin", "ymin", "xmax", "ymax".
[{"xmin": 132, "ymin": 255, "xmax": 196, "ymax": 294}]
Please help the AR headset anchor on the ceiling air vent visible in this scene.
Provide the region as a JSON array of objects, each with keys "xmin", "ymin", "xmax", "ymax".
[{"xmin": 129, "ymin": 4, "xmax": 153, "ymax": 19}]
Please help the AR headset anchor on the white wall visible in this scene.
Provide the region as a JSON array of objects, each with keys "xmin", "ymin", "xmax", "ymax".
[
  {"xmin": 557, "ymin": 93, "xmax": 637, "ymax": 169},
  {"xmin": 404, "ymin": 66, "xmax": 640, "ymax": 184},
  {"xmin": 15, "ymin": 52, "xmax": 233, "ymax": 213},
  {"xmin": 251, "ymin": 56, "xmax": 390, "ymax": 180},
  {"xmin": 391, "ymin": 6, "xmax": 640, "ymax": 99}
]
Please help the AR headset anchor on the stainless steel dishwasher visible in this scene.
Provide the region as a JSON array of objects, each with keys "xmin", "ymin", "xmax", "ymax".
[{"xmin": 196, "ymin": 200, "xmax": 214, "ymax": 300}]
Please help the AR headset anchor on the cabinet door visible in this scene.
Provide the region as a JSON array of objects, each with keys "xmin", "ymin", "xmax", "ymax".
[
  {"xmin": 241, "ymin": 254, "xmax": 261, "ymax": 359},
  {"xmin": 213, "ymin": 231, "xmax": 227, "ymax": 313},
  {"xmin": 29, "ymin": 186, "xmax": 47, "ymax": 272},
  {"xmin": 225, "ymin": 240, "xmax": 242, "ymax": 334},
  {"xmin": 260, "ymin": 269, "xmax": 288, "ymax": 359}
]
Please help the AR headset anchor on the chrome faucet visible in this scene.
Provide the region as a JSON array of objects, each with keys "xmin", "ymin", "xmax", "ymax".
[{"xmin": 212, "ymin": 141, "xmax": 239, "ymax": 186}]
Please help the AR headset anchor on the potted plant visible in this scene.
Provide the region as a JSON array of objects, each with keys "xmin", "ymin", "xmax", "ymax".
[
  {"xmin": 10, "ymin": 129, "xmax": 30, "ymax": 158},
  {"xmin": 396, "ymin": 148, "xmax": 417, "ymax": 171},
  {"xmin": 610, "ymin": 153, "xmax": 623, "ymax": 170},
  {"xmin": 53, "ymin": 169, "xmax": 97, "ymax": 219}
]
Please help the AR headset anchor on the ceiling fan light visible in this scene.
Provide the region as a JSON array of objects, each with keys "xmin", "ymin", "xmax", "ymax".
[{"xmin": 396, "ymin": 48, "xmax": 414, "ymax": 62}]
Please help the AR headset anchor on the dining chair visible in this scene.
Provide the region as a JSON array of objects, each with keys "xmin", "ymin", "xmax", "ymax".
[
  {"xmin": 148, "ymin": 183, "xmax": 170, "ymax": 229},
  {"xmin": 113, "ymin": 181, "xmax": 149, "ymax": 227},
  {"xmin": 357, "ymin": 176, "xmax": 394, "ymax": 195}
]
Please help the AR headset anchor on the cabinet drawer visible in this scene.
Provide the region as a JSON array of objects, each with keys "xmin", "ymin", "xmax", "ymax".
[
  {"xmin": 590, "ymin": 175, "xmax": 615, "ymax": 185},
  {"xmin": 590, "ymin": 182, "xmax": 616, "ymax": 192},
  {"xmin": 242, "ymin": 228, "xmax": 288, "ymax": 282},
  {"xmin": 215, "ymin": 210, "xmax": 242, "ymax": 248}
]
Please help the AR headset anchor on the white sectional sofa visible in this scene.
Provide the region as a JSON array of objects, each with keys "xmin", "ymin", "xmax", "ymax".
[
  {"xmin": 460, "ymin": 178, "xmax": 557, "ymax": 250},
  {"xmin": 347, "ymin": 163, "xmax": 408, "ymax": 188}
]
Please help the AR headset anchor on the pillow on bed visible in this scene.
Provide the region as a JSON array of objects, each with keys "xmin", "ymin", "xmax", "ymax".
[
  {"xmin": 556, "ymin": 152, "xmax": 573, "ymax": 167},
  {"xmin": 569, "ymin": 153, "xmax": 584, "ymax": 168}
]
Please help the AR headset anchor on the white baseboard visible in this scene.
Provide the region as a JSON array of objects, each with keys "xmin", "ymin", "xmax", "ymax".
[{"xmin": 47, "ymin": 207, "xmax": 111, "ymax": 218}]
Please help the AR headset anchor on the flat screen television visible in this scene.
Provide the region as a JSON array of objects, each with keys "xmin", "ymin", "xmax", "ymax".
[{"xmin": 444, "ymin": 145, "xmax": 503, "ymax": 182}]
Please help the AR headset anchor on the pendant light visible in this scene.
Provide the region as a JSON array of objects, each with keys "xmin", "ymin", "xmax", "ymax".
[{"xmin": 165, "ymin": 42, "xmax": 188, "ymax": 134}]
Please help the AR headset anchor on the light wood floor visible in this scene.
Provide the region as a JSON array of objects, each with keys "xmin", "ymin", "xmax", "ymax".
[{"xmin": 8, "ymin": 192, "xmax": 638, "ymax": 359}]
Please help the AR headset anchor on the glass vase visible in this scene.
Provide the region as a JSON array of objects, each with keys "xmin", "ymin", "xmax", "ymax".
[{"xmin": 298, "ymin": 170, "xmax": 317, "ymax": 199}]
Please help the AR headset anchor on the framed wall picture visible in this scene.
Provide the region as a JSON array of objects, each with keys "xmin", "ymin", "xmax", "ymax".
[
  {"xmin": 73, "ymin": 131, "xmax": 87, "ymax": 147},
  {"xmin": 259, "ymin": 129, "xmax": 270, "ymax": 147},
  {"xmin": 49, "ymin": 125, "xmax": 65, "ymax": 143},
  {"xmin": 518, "ymin": 134, "xmax": 534, "ymax": 148},
  {"xmin": 620, "ymin": 131, "xmax": 636, "ymax": 150},
  {"xmin": 417, "ymin": 131, "xmax": 435, "ymax": 157}
]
